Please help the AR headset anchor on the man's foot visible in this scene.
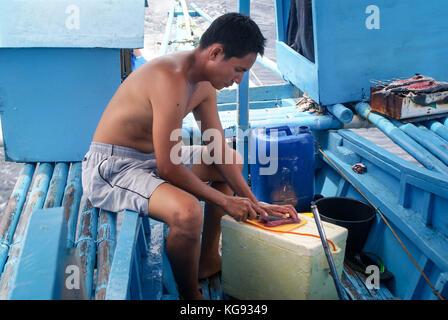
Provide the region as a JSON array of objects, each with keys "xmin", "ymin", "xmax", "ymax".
[{"xmin": 198, "ymin": 254, "xmax": 222, "ymax": 280}]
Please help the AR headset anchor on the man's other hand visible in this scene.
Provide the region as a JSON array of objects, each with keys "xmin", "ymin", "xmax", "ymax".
[
  {"xmin": 257, "ymin": 202, "xmax": 298, "ymax": 220},
  {"xmin": 221, "ymin": 195, "xmax": 268, "ymax": 222},
  {"xmin": 221, "ymin": 196, "xmax": 298, "ymax": 222}
]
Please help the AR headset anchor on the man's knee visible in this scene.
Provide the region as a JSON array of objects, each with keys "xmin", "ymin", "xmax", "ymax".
[{"xmin": 170, "ymin": 197, "xmax": 203, "ymax": 237}]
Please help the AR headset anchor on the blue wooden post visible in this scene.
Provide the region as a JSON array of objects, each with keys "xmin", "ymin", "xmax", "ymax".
[
  {"xmin": 238, "ymin": 0, "xmax": 251, "ymax": 18},
  {"xmin": 9, "ymin": 207, "xmax": 67, "ymax": 300},
  {"xmin": 106, "ymin": 210, "xmax": 140, "ymax": 300},
  {"xmin": 237, "ymin": 0, "xmax": 251, "ymax": 182}
]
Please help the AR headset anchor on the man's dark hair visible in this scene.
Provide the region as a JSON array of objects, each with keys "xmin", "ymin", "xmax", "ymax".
[{"xmin": 199, "ymin": 13, "xmax": 266, "ymax": 59}]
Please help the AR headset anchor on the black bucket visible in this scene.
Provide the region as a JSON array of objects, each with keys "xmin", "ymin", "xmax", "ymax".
[{"xmin": 315, "ymin": 197, "xmax": 376, "ymax": 259}]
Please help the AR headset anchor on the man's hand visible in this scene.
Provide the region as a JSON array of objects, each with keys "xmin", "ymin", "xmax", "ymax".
[
  {"xmin": 258, "ymin": 202, "xmax": 298, "ymax": 220},
  {"xmin": 221, "ymin": 195, "xmax": 269, "ymax": 222},
  {"xmin": 221, "ymin": 196, "xmax": 298, "ymax": 222}
]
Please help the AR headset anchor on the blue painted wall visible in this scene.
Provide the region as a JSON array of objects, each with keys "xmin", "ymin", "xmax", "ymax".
[
  {"xmin": 275, "ymin": 0, "xmax": 448, "ymax": 106},
  {"xmin": 0, "ymin": 48, "xmax": 121, "ymax": 162},
  {"xmin": 0, "ymin": 0, "xmax": 144, "ymax": 48},
  {"xmin": 0, "ymin": 0, "xmax": 144, "ymax": 162}
]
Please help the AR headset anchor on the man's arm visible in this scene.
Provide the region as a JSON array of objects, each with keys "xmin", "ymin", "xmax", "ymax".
[{"xmin": 192, "ymin": 84, "xmax": 297, "ymax": 219}]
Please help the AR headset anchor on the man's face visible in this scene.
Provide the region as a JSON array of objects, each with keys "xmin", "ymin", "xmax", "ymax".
[{"xmin": 208, "ymin": 49, "xmax": 257, "ymax": 90}]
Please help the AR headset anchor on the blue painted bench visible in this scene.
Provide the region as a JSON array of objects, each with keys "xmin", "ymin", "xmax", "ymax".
[{"xmin": 0, "ymin": 162, "xmax": 179, "ymax": 300}]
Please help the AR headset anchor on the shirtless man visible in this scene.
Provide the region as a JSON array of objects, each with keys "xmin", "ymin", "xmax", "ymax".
[{"xmin": 82, "ymin": 13, "xmax": 297, "ymax": 300}]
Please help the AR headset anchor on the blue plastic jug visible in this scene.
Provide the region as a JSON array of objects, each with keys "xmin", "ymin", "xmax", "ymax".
[{"xmin": 249, "ymin": 125, "xmax": 315, "ymax": 211}]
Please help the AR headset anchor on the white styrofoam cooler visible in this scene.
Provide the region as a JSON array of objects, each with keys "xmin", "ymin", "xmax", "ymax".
[{"xmin": 221, "ymin": 214, "xmax": 348, "ymax": 300}]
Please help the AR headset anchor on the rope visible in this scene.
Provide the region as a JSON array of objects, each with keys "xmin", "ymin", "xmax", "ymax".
[
  {"xmin": 319, "ymin": 148, "xmax": 445, "ymax": 300},
  {"xmin": 245, "ymin": 220, "xmax": 337, "ymax": 252}
]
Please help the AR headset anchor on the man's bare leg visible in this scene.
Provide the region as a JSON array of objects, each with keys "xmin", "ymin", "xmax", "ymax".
[
  {"xmin": 147, "ymin": 183, "xmax": 205, "ymax": 300},
  {"xmin": 198, "ymin": 181, "xmax": 232, "ymax": 280},
  {"xmin": 191, "ymin": 147, "xmax": 243, "ymax": 280}
]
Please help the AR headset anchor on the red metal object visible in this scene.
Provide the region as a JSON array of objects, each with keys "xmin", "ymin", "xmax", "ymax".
[{"xmin": 370, "ymin": 75, "xmax": 448, "ymax": 121}]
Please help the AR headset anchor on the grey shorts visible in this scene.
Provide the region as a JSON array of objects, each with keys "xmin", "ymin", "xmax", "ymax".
[{"xmin": 81, "ymin": 142, "xmax": 203, "ymax": 216}]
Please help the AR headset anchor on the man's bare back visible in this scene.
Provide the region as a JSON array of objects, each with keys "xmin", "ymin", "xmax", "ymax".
[{"xmin": 92, "ymin": 51, "xmax": 212, "ymax": 154}]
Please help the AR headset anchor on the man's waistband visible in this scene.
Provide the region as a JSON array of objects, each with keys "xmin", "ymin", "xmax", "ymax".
[{"xmin": 88, "ymin": 142, "xmax": 156, "ymax": 161}]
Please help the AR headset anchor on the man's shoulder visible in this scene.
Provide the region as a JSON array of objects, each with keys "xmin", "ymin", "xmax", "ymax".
[
  {"xmin": 147, "ymin": 57, "xmax": 184, "ymax": 81},
  {"xmin": 196, "ymin": 81, "xmax": 217, "ymax": 99},
  {"xmin": 146, "ymin": 59, "xmax": 191, "ymax": 97}
]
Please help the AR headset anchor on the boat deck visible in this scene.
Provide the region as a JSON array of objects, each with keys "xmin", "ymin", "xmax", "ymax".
[
  {"xmin": 349, "ymin": 128, "xmax": 422, "ymax": 167},
  {"xmin": 198, "ymin": 264, "xmax": 396, "ymax": 300}
]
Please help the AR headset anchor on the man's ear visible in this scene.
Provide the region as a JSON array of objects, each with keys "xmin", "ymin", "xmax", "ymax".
[{"xmin": 208, "ymin": 44, "xmax": 224, "ymax": 61}]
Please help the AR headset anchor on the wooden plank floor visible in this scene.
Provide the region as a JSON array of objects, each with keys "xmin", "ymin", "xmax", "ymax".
[
  {"xmin": 199, "ymin": 273, "xmax": 225, "ymax": 300},
  {"xmin": 201, "ymin": 264, "xmax": 396, "ymax": 300},
  {"xmin": 341, "ymin": 263, "xmax": 396, "ymax": 300}
]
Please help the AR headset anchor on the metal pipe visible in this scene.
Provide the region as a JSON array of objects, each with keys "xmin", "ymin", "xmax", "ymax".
[
  {"xmin": 190, "ymin": 1, "xmax": 283, "ymax": 78},
  {"xmin": 218, "ymin": 106, "xmax": 316, "ymax": 122},
  {"xmin": 0, "ymin": 163, "xmax": 35, "ymax": 274},
  {"xmin": 43, "ymin": 162, "xmax": 69, "ymax": 209},
  {"xmin": 236, "ymin": 0, "xmax": 251, "ymax": 181},
  {"xmin": 249, "ymin": 114, "xmax": 343, "ymax": 131},
  {"xmin": 423, "ymin": 120, "xmax": 448, "ymax": 142},
  {"xmin": 76, "ymin": 196, "xmax": 98, "ymax": 300},
  {"xmin": 173, "ymin": 2, "xmax": 196, "ymax": 52},
  {"xmin": 237, "ymin": 72, "xmax": 250, "ymax": 180},
  {"xmin": 95, "ymin": 209, "xmax": 117, "ymax": 300},
  {"xmin": 255, "ymin": 55, "xmax": 283, "ymax": 79},
  {"xmin": 442, "ymin": 117, "xmax": 448, "ymax": 128},
  {"xmin": 63, "ymin": 162, "xmax": 83, "ymax": 248},
  {"xmin": 179, "ymin": 0, "xmax": 192, "ymax": 36},
  {"xmin": 391, "ymin": 119, "xmax": 448, "ymax": 166},
  {"xmin": 0, "ymin": 162, "xmax": 53, "ymax": 298},
  {"xmin": 190, "ymin": 2, "xmax": 214, "ymax": 23},
  {"xmin": 327, "ymin": 104, "xmax": 354, "ymax": 124},
  {"xmin": 311, "ymin": 202, "xmax": 346, "ymax": 300},
  {"xmin": 356, "ymin": 102, "xmax": 448, "ymax": 174},
  {"xmin": 219, "ymin": 113, "xmax": 326, "ymax": 135},
  {"xmin": 160, "ymin": 3, "xmax": 176, "ymax": 56},
  {"xmin": 220, "ymin": 115, "xmax": 341, "ymax": 138}
]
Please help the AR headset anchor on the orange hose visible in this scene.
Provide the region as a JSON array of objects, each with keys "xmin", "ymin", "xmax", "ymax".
[{"xmin": 245, "ymin": 220, "xmax": 337, "ymax": 251}]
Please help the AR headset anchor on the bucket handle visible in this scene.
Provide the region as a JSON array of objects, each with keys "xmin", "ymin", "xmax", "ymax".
[{"xmin": 265, "ymin": 125, "xmax": 292, "ymax": 136}]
